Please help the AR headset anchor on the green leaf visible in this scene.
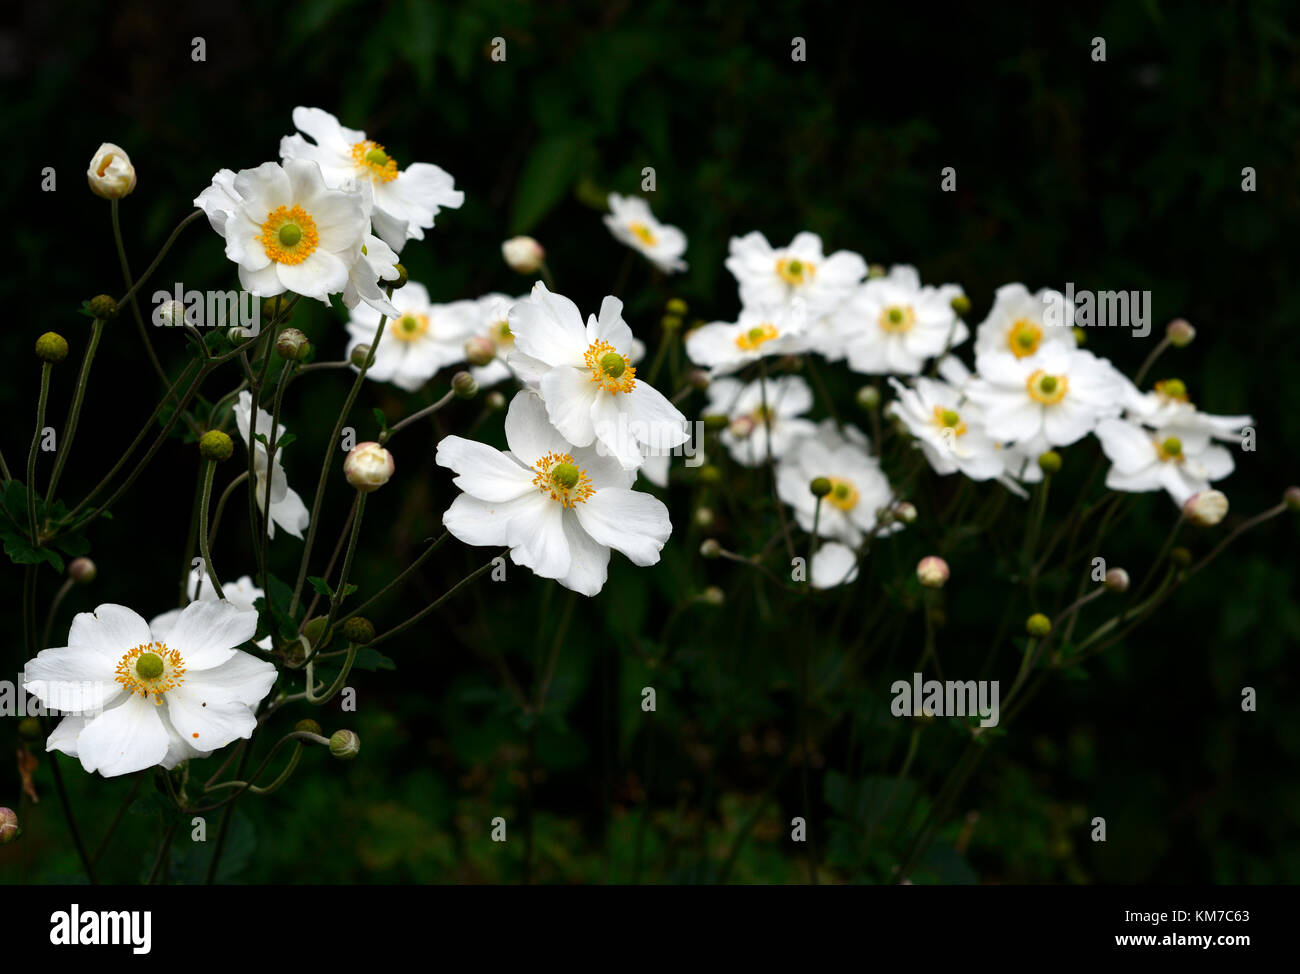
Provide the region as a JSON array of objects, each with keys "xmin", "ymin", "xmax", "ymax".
[{"xmin": 308, "ymin": 576, "xmax": 333, "ymax": 598}]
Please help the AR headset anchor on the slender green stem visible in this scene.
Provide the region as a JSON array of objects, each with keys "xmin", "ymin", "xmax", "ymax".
[
  {"xmin": 370, "ymin": 550, "xmax": 506, "ymax": 648},
  {"xmin": 323, "ymin": 492, "xmax": 367, "ymax": 632},
  {"xmin": 93, "ymin": 774, "xmax": 142, "ymax": 867},
  {"xmin": 44, "ymin": 319, "xmax": 105, "ymax": 510},
  {"xmin": 115, "ymin": 208, "xmax": 204, "ymax": 311},
  {"xmin": 197, "ymin": 459, "xmax": 225, "ymax": 600},
  {"xmin": 41, "ymin": 578, "xmax": 75, "ymax": 650},
  {"xmin": 112, "ymin": 198, "xmax": 171, "ymax": 392},
  {"xmin": 27, "ymin": 364, "xmax": 53, "ymax": 542},
  {"xmin": 339, "ymin": 532, "xmax": 449, "ymax": 623},
  {"xmin": 1133, "ymin": 335, "xmax": 1171, "ymax": 387},
  {"xmin": 380, "ymin": 389, "xmax": 455, "ymax": 444},
  {"xmin": 207, "ymin": 470, "xmax": 250, "ymax": 553}
]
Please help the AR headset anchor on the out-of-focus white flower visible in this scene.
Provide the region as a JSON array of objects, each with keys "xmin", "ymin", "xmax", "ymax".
[
  {"xmin": 465, "ymin": 293, "xmax": 525, "ymax": 388},
  {"xmin": 886, "ymin": 377, "xmax": 1004, "ymax": 480},
  {"xmin": 151, "ymin": 569, "xmax": 271, "ymax": 651},
  {"xmin": 279, "ymin": 106, "xmax": 463, "ymax": 252},
  {"xmin": 776, "ymin": 421, "xmax": 896, "ymax": 546},
  {"xmin": 685, "ymin": 302, "xmax": 808, "ymax": 376},
  {"xmin": 705, "ymin": 375, "xmax": 816, "ymax": 467},
  {"xmin": 344, "ymin": 442, "xmax": 395, "ymax": 492},
  {"xmin": 88, "ymin": 143, "xmax": 136, "ymax": 199},
  {"xmin": 603, "ymin": 194, "xmax": 687, "ymax": 274},
  {"xmin": 234, "ymin": 391, "xmax": 310, "ymax": 539},
  {"xmin": 811, "ymin": 542, "xmax": 860, "ymax": 589},
  {"xmin": 436, "ymin": 391, "xmax": 672, "ymax": 596},
  {"xmin": 1095, "ymin": 418, "xmax": 1236, "ymax": 507},
  {"xmin": 973, "ymin": 283, "xmax": 1076, "ymax": 372},
  {"xmin": 345, "ymin": 281, "xmax": 478, "ymax": 392},
  {"xmin": 502, "ymin": 236, "xmax": 546, "ymax": 274},
  {"xmin": 725, "ymin": 231, "xmax": 865, "ymax": 316},
  {"xmin": 827, "ymin": 265, "xmax": 967, "ymax": 373},
  {"xmin": 1118, "ymin": 376, "xmax": 1253, "ymax": 445}
]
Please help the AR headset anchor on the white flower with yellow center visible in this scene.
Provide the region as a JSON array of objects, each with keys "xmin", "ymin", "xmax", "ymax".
[
  {"xmin": 973, "ymin": 283, "xmax": 1076, "ymax": 371},
  {"xmin": 235, "ymin": 391, "xmax": 310, "ymax": 540},
  {"xmin": 705, "ymin": 375, "xmax": 817, "ymax": 468},
  {"xmin": 964, "ymin": 343, "xmax": 1123, "ymax": 447},
  {"xmin": 1095, "ymin": 418, "xmax": 1237, "ymax": 507},
  {"xmin": 886, "ymin": 377, "xmax": 1004, "ymax": 480},
  {"xmin": 23, "ymin": 602, "xmax": 275, "ymax": 777},
  {"xmin": 507, "ymin": 283, "xmax": 688, "ymax": 469},
  {"xmin": 1118, "ymin": 376, "xmax": 1254, "ymax": 445},
  {"xmin": 827, "ymin": 265, "xmax": 968, "ymax": 373},
  {"xmin": 346, "ymin": 281, "xmax": 478, "ymax": 393},
  {"xmin": 465, "ymin": 292, "xmax": 526, "ymax": 388},
  {"xmin": 603, "ymin": 193, "xmax": 687, "ymax": 273},
  {"xmin": 685, "ymin": 302, "xmax": 809, "ymax": 376},
  {"xmin": 151, "ymin": 568, "xmax": 274, "ymax": 652},
  {"xmin": 193, "ymin": 160, "xmax": 369, "ymax": 306},
  {"xmin": 279, "ymin": 106, "xmax": 464, "ymax": 252},
  {"xmin": 436, "ymin": 391, "xmax": 672, "ymax": 596},
  {"xmin": 776, "ymin": 421, "xmax": 897, "ymax": 546},
  {"xmin": 725, "ymin": 231, "xmax": 866, "ymax": 316}
]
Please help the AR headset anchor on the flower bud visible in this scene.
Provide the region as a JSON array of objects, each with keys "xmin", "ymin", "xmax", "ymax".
[
  {"xmin": 661, "ymin": 314, "xmax": 683, "ymax": 333},
  {"xmin": 1026, "ymin": 613, "xmax": 1052, "ymax": 637},
  {"xmin": 350, "ymin": 344, "xmax": 372, "ymax": 368},
  {"xmin": 1104, "ymin": 567, "xmax": 1130, "ymax": 593},
  {"xmin": 693, "ymin": 507, "xmax": 715, "ymax": 529},
  {"xmin": 276, "ymin": 328, "xmax": 311, "ymax": 362},
  {"xmin": 199, "ymin": 430, "xmax": 234, "ymax": 462},
  {"xmin": 867, "ymin": 263, "xmax": 887, "ymax": 279},
  {"xmin": 261, "ymin": 297, "xmax": 291, "ymax": 323},
  {"xmin": 485, "ymin": 390, "xmax": 506, "ymax": 411},
  {"xmin": 698, "ymin": 464, "xmax": 722, "ymax": 484},
  {"xmin": 666, "ymin": 298, "xmax": 688, "ymax": 315},
  {"xmin": 1073, "ymin": 327, "xmax": 1086, "ymax": 346},
  {"xmin": 293, "ymin": 719, "xmax": 322, "ymax": 737},
  {"xmin": 158, "ymin": 300, "xmax": 188, "ymax": 328},
  {"xmin": 341, "ymin": 616, "xmax": 375, "ymax": 645},
  {"xmin": 344, "ymin": 442, "xmax": 395, "ymax": 492},
  {"xmin": 699, "ymin": 538, "xmax": 722, "ymax": 559},
  {"xmin": 1170, "ymin": 546, "xmax": 1193, "ymax": 567},
  {"xmin": 1037, "ymin": 450, "xmax": 1062, "ymax": 475},
  {"xmin": 856, "ymin": 385, "xmax": 881, "ymax": 411},
  {"xmin": 87, "ymin": 143, "xmax": 136, "ymax": 199},
  {"xmin": 892, "ymin": 501, "xmax": 918, "ymax": 524},
  {"xmin": 68, "ymin": 557, "xmax": 97, "ymax": 584},
  {"xmin": 17, "ymin": 717, "xmax": 42, "ymax": 741},
  {"xmin": 452, "ymin": 371, "xmax": 478, "ymax": 399},
  {"xmin": 1166, "ymin": 318, "xmax": 1196, "ymax": 347},
  {"xmin": 1285, "ymin": 486, "xmax": 1300, "ymax": 512},
  {"xmin": 329, "ymin": 729, "xmax": 361, "ymax": 760},
  {"xmin": 916, "ymin": 556, "xmax": 949, "ymax": 588},
  {"xmin": 464, "ymin": 335, "xmax": 496, "ymax": 367},
  {"xmin": 302, "ymin": 616, "xmax": 332, "ymax": 651},
  {"xmin": 502, "ymin": 236, "xmax": 545, "ymax": 274},
  {"xmin": 809, "ymin": 478, "xmax": 831, "ymax": 499},
  {"xmin": 88, "ymin": 294, "xmax": 119, "ymax": 320},
  {"xmin": 688, "ymin": 369, "xmax": 711, "ymax": 391},
  {"xmin": 700, "ymin": 586, "xmax": 725, "ymax": 606},
  {"xmin": 950, "ymin": 294, "xmax": 971, "ymax": 317},
  {"xmin": 35, "ymin": 332, "xmax": 69, "ymax": 364},
  {"xmin": 0, "ymin": 807, "xmax": 19, "ymax": 845},
  {"xmin": 1183, "ymin": 489, "xmax": 1228, "ymax": 526}
]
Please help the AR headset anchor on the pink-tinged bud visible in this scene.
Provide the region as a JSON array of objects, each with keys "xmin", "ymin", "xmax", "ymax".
[
  {"xmin": 87, "ymin": 143, "xmax": 136, "ymax": 199},
  {"xmin": 0, "ymin": 807, "xmax": 18, "ymax": 845},
  {"xmin": 68, "ymin": 557, "xmax": 97, "ymax": 584},
  {"xmin": 688, "ymin": 369, "xmax": 711, "ymax": 390},
  {"xmin": 1104, "ymin": 567, "xmax": 1130, "ymax": 592},
  {"xmin": 892, "ymin": 501, "xmax": 918, "ymax": 524},
  {"xmin": 1183, "ymin": 489, "xmax": 1228, "ymax": 526},
  {"xmin": 344, "ymin": 442, "xmax": 395, "ymax": 492},
  {"xmin": 464, "ymin": 335, "xmax": 496, "ymax": 367},
  {"xmin": 501, "ymin": 236, "xmax": 545, "ymax": 274},
  {"xmin": 1166, "ymin": 318, "xmax": 1196, "ymax": 347},
  {"xmin": 1284, "ymin": 486, "xmax": 1300, "ymax": 512},
  {"xmin": 916, "ymin": 556, "xmax": 949, "ymax": 588}
]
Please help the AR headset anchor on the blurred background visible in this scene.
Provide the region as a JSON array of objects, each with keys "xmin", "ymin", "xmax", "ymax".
[{"xmin": 1, "ymin": 0, "xmax": 1297, "ymax": 883}]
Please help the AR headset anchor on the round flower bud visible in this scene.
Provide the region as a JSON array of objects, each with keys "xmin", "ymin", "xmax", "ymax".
[
  {"xmin": 1073, "ymin": 327, "xmax": 1086, "ymax": 346},
  {"xmin": 341, "ymin": 616, "xmax": 375, "ymax": 645},
  {"xmin": 1169, "ymin": 546, "xmax": 1191, "ymax": 567},
  {"xmin": 1037, "ymin": 450, "xmax": 1062, "ymax": 475},
  {"xmin": 1183, "ymin": 489, "xmax": 1228, "ymax": 526},
  {"xmin": 451, "ymin": 370, "xmax": 479, "ymax": 399},
  {"xmin": 698, "ymin": 464, "xmax": 722, "ymax": 484},
  {"xmin": 68, "ymin": 557, "xmax": 97, "ymax": 584},
  {"xmin": 1104, "ymin": 567, "xmax": 1130, "ymax": 593},
  {"xmin": 688, "ymin": 369, "xmax": 711, "ymax": 390},
  {"xmin": 199, "ymin": 430, "xmax": 234, "ymax": 462},
  {"xmin": 700, "ymin": 586, "xmax": 725, "ymax": 606},
  {"xmin": 950, "ymin": 294, "xmax": 971, "ymax": 317},
  {"xmin": 693, "ymin": 507, "xmax": 715, "ymax": 529},
  {"xmin": 699, "ymin": 538, "xmax": 722, "ymax": 559},
  {"xmin": 344, "ymin": 442, "xmax": 395, "ymax": 492},
  {"xmin": 916, "ymin": 556, "xmax": 949, "ymax": 589},
  {"xmin": 892, "ymin": 501, "xmax": 918, "ymax": 524},
  {"xmin": 350, "ymin": 344, "xmax": 372, "ymax": 368},
  {"xmin": 35, "ymin": 332, "xmax": 69, "ymax": 364},
  {"xmin": 276, "ymin": 328, "xmax": 311, "ymax": 362},
  {"xmin": 17, "ymin": 717, "xmax": 42, "ymax": 741},
  {"xmin": 87, "ymin": 143, "xmax": 136, "ymax": 200},
  {"xmin": 464, "ymin": 335, "xmax": 496, "ymax": 367},
  {"xmin": 502, "ymin": 236, "xmax": 545, "ymax": 274},
  {"xmin": 0, "ymin": 807, "xmax": 19, "ymax": 845},
  {"xmin": 1284, "ymin": 486, "xmax": 1300, "ymax": 512},
  {"xmin": 294, "ymin": 718, "xmax": 322, "ymax": 736},
  {"xmin": 158, "ymin": 300, "xmax": 188, "ymax": 328},
  {"xmin": 302, "ymin": 616, "xmax": 332, "ymax": 651},
  {"xmin": 856, "ymin": 385, "xmax": 881, "ymax": 411},
  {"xmin": 485, "ymin": 390, "xmax": 506, "ymax": 411},
  {"xmin": 867, "ymin": 263, "xmax": 887, "ymax": 279},
  {"xmin": 88, "ymin": 294, "xmax": 119, "ymax": 320},
  {"xmin": 329, "ymin": 729, "xmax": 361, "ymax": 760},
  {"xmin": 809, "ymin": 477, "xmax": 832, "ymax": 499},
  {"xmin": 388, "ymin": 264, "xmax": 408, "ymax": 289},
  {"xmin": 1166, "ymin": 318, "xmax": 1196, "ymax": 347},
  {"xmin": 1026, "ymin": 613, "xmax": 1052, "ymax": 637},
  {"xmin": 666, "ymin": 298, "xmax": 688, "ymax": 315},
  {"xmin": 261, "ymin": 297, "xmax": 291, "ymax": 323}
]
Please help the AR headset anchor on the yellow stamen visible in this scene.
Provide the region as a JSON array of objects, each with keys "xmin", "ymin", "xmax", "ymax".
[
  {"xmin": 114, "ymin": 642, "xmax": 186, "ymax": 705},
  {"xmin": 259, "ymin": 205, "xmax": 320, "ymax": 266},
  {"xmin": 933, "ymin": 406, "xmax": 967, "ymax": 436},
  {"xmin": 583, "ymin": 340, "xmax": 636, "ymax": 394},
  {"xmin": 735, "ymin": 322, "xmax": 779, "ymax": 352},
  {"xmin": 826, "ymin": 477, "xmax": 859, "ymax": 512},
  {"xmin": 391, "ymin": 312, "xmax": 431, "ymax": 343},
  {"xmin": 350, "ymin": 140, "xmax": 399, "ymax": 183},
  {"xmin": 879, "ymin": 305, "xmax": 917, "ymax": 334},
  {"xmin": 1007, "ymin": 319, "xmax": 1043, "ymax": 358},
  {"xmin": 1026, "ymin": 369, "xmax": 1069, "ymax": 405},
  {"xmin": 776, "ymin": 257, "xmax": 814, "ymax": 286},
  {"xmin": 628, "ymin": 222, "xmax": 657, "ymax": 246},
  {"xmin": 532, "ymin": 451, "xmax": 595, "ymax": 507}
]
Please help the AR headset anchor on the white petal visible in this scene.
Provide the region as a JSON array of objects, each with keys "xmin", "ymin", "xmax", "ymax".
[
  {"xmin": 75, "ymin": 693, "xmax": 170, "ymax": 777},
  {"xmin": 540, "ymin": 366, "xmax": 601, "ymax": 447},
  {"xmin": 435, "ymin": 435, "xmax": 534, "ymax": 502},
  {"xmin": 575, "ymin": 487, "xmax": 671, "ymax": 566},
  {"xmin": 165, "ymin": 685, "xmax": 257, "ymax": 753},
  {"xmin": 164, "ymin": 600, "xmax": 258, "ymax": 671}
]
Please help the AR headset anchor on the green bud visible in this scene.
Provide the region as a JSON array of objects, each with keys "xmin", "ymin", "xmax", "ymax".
[
  {"xmin": 661, "ymin": 314, "xmax": 683, "ymax": 332},
  {"xmin": 329, "ymin": 729, "xmax": 361, "ymax": 760},
  {"xmin": 68, "ymin": 557, "xmax": 97, "ymax": 583},
  {"xmin": 856, "ymin": 385, "xmax": 881, "ymax": 411},
  {"xmin": 35, "ymin": 332, "xmax": 69, "ymax": 363},
  {"xmin": 350, "ymin": 344, "xmax": 372, "ymax": 368},
  {"xmin": 1037, "ymin": 450, "xmax": 1062, "ymax": 475},
  {"xmin": 340, "ymin": 616, "xmax": 375, "ymax": 645},
  {"xmin": 698, "ymin": 464, "xmax": 722, "ymax": 484},
  {"xmin": 950, "ymin": 294, "xmax": 971, "ymax": 316},
  {"xmin": 452, "ymin": 371, "xmax": 478, "ymax": 399},
  {"xmin": 1026, "ymin": 613, "xmax": 1052, "ymax": 638},
  {"xmin": 1170, "ymin": 546, "xmax": 1192, "ymax": 568},
  {"xmin": 867, "ymin": 263, "xmax": 887, "ymax": 279},
  {"xmin": 810, "ymin": 477, "xmax": 832, "ymax": 498},
  {"xmin": 276, "ymin": 328, "xmax": 311, "ymax": 362},
  {"xmin": 1285, "ymin": 486, "xmax": 1300, "ymax": 512},
  {"xmin": 17, "ymin": 717, "xmax": 42, "ymax": 742},
  {"xmin": 294, "ymin": 718, "xmax": 322, "ymax": 736},
  {"xmin": 700, "ymin": 586, "xmax": 725, "ymax": 606},
  {"xmin": 88, "ymin": 294, "xmax": 118, "ymax": 320},
  {"xmin": 665, "ymin": 298, "xmax": 688, "ymax": 315},
  {"xmin": 199, "ymin": 430, "xmax": 234, "ymax": 462},
  {"xmin": 303, "ymin": 617, "xmax": 332, "ymax": 651},
  {"xmin": 699, "ymin": 538, "xmax": 721, "ymax": 559}
]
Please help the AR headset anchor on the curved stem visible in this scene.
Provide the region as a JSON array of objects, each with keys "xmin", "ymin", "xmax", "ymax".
[
  {"xmin": 44, "ymin": 319, "xmax": 105, "ymax": 510},
  {"xmin": 197, "ymin": 459, "xmax": 225, "ymax": 600}
]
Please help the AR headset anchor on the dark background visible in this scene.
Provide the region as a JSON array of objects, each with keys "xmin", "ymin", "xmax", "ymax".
[{"xmin": 0, "ymin": 0, "xmax": 1297, "ymax": 883}]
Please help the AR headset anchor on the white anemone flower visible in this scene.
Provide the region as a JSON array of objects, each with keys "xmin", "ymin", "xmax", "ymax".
[
  {"xmin": 1095, "ymin": 418, "xmax": 1237, "ymax": 507},
  {"xmin": 964, "ymin": 343, "xmax": 1124, "ymax": 447},
  {"xmin": 193, "ymin": 160, "xmax": 369, "ymax": 306},
  {"xmin": 725, "ymin": 231, "xmax": 866, "ymax": 316},
  {"xmin": 234, "ymin": 391, "xmax": 310, "ymax": 539},
  {"xmin": 345, "ymin": 281, "xmax": 478, "ymax": 393},
  {"xmin": 279, "ymin": 106, "xmax": 464, "ymax": 252},
  {"xmin": 506, "ymin": 283, "xmax": 689, "ymax": 469},
  {"xmin": 151, "ymin": 569, "xmax": 272, "ymax": 651},
  {"xmin": 466, "ymin": 292, "xmax": 525, "ymax": 388},
  {"xmin": 776, "ymin": 421, "xmax": 897, "ymax": 546},
  {"xmin": 828, "ymin": 265, "xmax": 968, "ymax": 374},
  {"xmin": 810, "ymin": 541, "xmax": 860, "ymax": 589},
  {"xmin": 685, "ymin": 301, "xmax": 809, "ymax": 376},
  {"xmin": 23, "ymin": 602, "xmax": 275, "ymax": 777},
  {"xmin": 705, "ymin": 375, "xmax": 817, "ymax": 468},
  {"xmin": 436, "ymin": 391, "xmax": 672, "ymax": 596},
  {"xmin": 1119, "ymin": 376, "xmax": 1253, "ymax": 445},
  {"xmin": 973, "ymin": 283, "xmax": 1077, "ymax": 371},
  {"xmin": 887, "ymin": 377, "xmax": 1004, "ymax": 480},
  {"xmin": 603, "ymin": 193, "xmax": 687, "ymax": 273}
]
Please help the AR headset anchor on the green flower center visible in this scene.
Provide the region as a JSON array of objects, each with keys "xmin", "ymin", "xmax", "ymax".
[
  {"xmin": 551, "ymin": 463, "xmax": 580, "ymax": 490},
  {"xmin": 136, "ymin": 652, "xmax": 164, "ymax": 681},
  {"xmin": 599, "ymin": 351, "xmax": 626, "ymax": 378},
  {"xmin": 364, "ymin": 148, "xmax": 390, "ymax": 167},
  {"xmin": 1162, "ymin": 437, "xmax": 1182, "ymax": 456},
  {"xmin": 278, "ymin": 223, "xmax": 303, "ymax": 248},
  {"xmin": 940, "ymin": 409, "xmax": 961, "ymax": 427},
  {"xmin": 1038, "ymin": 376, "xmax": 1058, "ymax": 395}
]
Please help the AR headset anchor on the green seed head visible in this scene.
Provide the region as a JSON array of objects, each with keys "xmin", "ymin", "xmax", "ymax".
[
  {"xmin": 1162, "ymin": 437, "xmax": 1183, "ymax": 457},
  {"xmin": 277, "ymin": 223, "xmax": 302, "ymax": 248},
  {"xmin": 199, "ymin": 430, "xmax": 234, "ymax": 462},
  {"xmin": 1038, "ymin": 450, "xmax": 1062, "ymax": 475},
  {"xmin": 35, "ymin": 332, "xmax": 69, "ymax": 364},
  {"xmin": 1017, "ymin": 330, "xmax": 1037, "ymax": 349},
  {"xmin": 136, "ymin": 652, "xmax": 164, "ymax": 680},
  {"xmin": 940, "ymin": 409, "xmax": 961, "ymax": 428},
  {"xmin": 887, "ymin": 307, "xmax": 905, "ymax": 324},
  {"xmin": 1160, "ymin": 378, "xmax": 1187, "ymax": 400},
  {"xmin": 294, "ymin": 718, "xmax": 322, "ymax": 736},
  {"xmin": 1038, "ymin": 375, "xmax": 1058, "ymax": 394},
  {"xmin": 666, "ymin": 298, "xmax": 688, "ymax": 315},
  {"xmin": 303, "ymin": 616, "xmax": 332, "ymax": 651},
  {"xmin": 809, "ymin": 477, "xmax": 832, "ymax": 498},
  {"xmin": 341, "ymin": 616, "xmax": 375, "ymax": 645},
  {"xmin": 551, "ymin": 463, "xmax": 580, "ymax": 490},
  {"xmin": 88, "ymin": 294, "xmax": 118, "ymax": 319},
  {"xmin": 599, "ymin": 351, "xmax": 626, "ymax": 378},
  {"xmin": 1026, "ymin": 613, "xmax": 1052, "ymax": 638}
]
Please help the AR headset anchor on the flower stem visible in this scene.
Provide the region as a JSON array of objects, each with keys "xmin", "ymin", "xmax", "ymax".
[
  {"xmin": 380, "ymin": 388, "xmax": 455, "ymax": 443},
  {"xmin": 370, "ymin": 550, "xmax": 507, "ymax": 648},
  {"xmin": 197, "ymin": 459, "xmax": 225, "ymax": 600},
  {"xmin": 27, "ymin": 363, "xmax": 53, "ymax": 543},
  {"xmin": 44, "ymin": 319, "xmax": 105, "ymax": 511}
]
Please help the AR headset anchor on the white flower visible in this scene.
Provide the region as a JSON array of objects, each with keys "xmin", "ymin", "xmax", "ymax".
[
  {"xmin": 279, "ymin": 106, "xmax": 463, "ymax": 252},
  {"xmin": 88, "ymin": 143, "xmax": 136, "ymax": 199},
  {"xmin": 344, "ymin": 442, "xmax": 395, "ymax": 492},
  {"xmin": 152, "ymin": 569, "xmax": 272, "ymax": 651},
  {"xmin": 828, "ymin": 265, "xmax": 968, "ymax": 374},
  {"xmin": 964, "ymin": 343, "xmax": 1124, "ymax": 447},
  {"xmin": 234, "ymin": 391, "xmax": 310, "ymax": 539},
  {"xmin": 193, "ymin": 160, "xmax": 369, "ymax": 306},
  {"xmin": 345, "ymin": 281, "xmax": 478, "ymax": 392},
  {"xmin": 603, "ymin": 194, "xmax": 687, "ymax": 273},
  {"xmin": 436, "ymin": 391, "xmax": 672, "ymax": 596},
  {"xmin": 705, "ymin": 375, "xmax": 816, "ymax": 467},
  {"xmin": 685, "ymin": 301, "xmax": 809, "ymax": 376},
  {"xmin": 725, "ymin": 231, "xmax": 865, "ymax": 316},
  {"xmin": 466, "ymin": 292, "xmax": 525, "ymax": 388},
  {"xmin": 1095, "ymin": 418, "xmax": 1236, "ymax": 507},
  {"xmin": 973, "ymin": 283, "xmax": 1077, "ymax": 371},
  {"xmin": 1119, "ymin": 377, "xmax": 1253, "ymax": 445},
  {"xmin": 776, "ymin": 421, "xmax": 896, "ymax": 546},
  {"xmin": 23, "ymin": 602, "xmax": 275, "ymax": 777},
  {"xmin": 886, "ymin": 377, "xmax": 1004, "ymax": 480},
  {"xmin": 340, "ymin": 181, "xmax": 403, "ymax": 319},
  {"xmin": 811, "ymin": 541, "xmax": 860, "ymax": 589},
  {"xmin": 502, "ymin": 236, "xmax": 545, "ymax": 274},
  {"xmin": 507, "ymin": 283, "xmax": 689, "ymax": 469}
]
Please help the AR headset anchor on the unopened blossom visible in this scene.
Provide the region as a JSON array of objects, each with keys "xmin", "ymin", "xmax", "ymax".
[
  {"xmin": 704, "ymin": 375, "xmax": 816, "ymax": 467},
  {"xmin": 828, "ymin": 265, "xmax": 968, "ymax": 373},
  {"xmin": 279, "ymin": 106, "xmax": 463, "ymax": 251},
  {"xmin": 916, "ymin": 556, "xmax": 950, "ymax": 588},
  {"xmin": 886, "ymin": 377, "xmax": 1004, "ymax": 480},
  {"xmin": 507, "ymin": 283, "xmax": 688, "ymax": 469},
  {"xmin": 1095, "ymin": 418, "xmax": 1236, "ymax": 507},
  {"xmin": 23, "ymin": 602, "xmax": 275, "ymax": 777},
  {"xmin": 725, "ymin": 231, "xmax": 866, "ymax": 316},
  {"xmin": 603, "ymin": 193, "xmax": 687, "ymax": 274},
  {"xmin": 685, "ymin": 301, "xmax": 809, "ymax": 376},
  {"xmin": 88, "ymin": 143, "xmax": 136, "ymax": 199},
  {"xmin": 973, "ymin": 283, "xmax": 1077, "ymax": 371},
  {"xmin": 502, "ymin": 236, "xmax": 545, "ymax": 274},
  {"xmin": 466, "ymin": 292, "xmax": 525, "ymax": 388},
  {"xmin": 234, "ymin": 391, "xmax": 310, "ymax": 539},
  {"xmin": 344, "ymin": 442, "xmax": 395, "ymax": 492},
  {"xmin": 436, "ymin": 391, "xmax": 672, "ymax": 596},
  {"xmin": 1184, "ymin": 489, "xmax": 1229, "ymax": 526},
  {"xmin": 776, "ymin": 421, "xmax": 897, "ymax": 547},
  {"xmin": 345, "ymin": 281, "xmax": 478, "ymax": 392}
]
